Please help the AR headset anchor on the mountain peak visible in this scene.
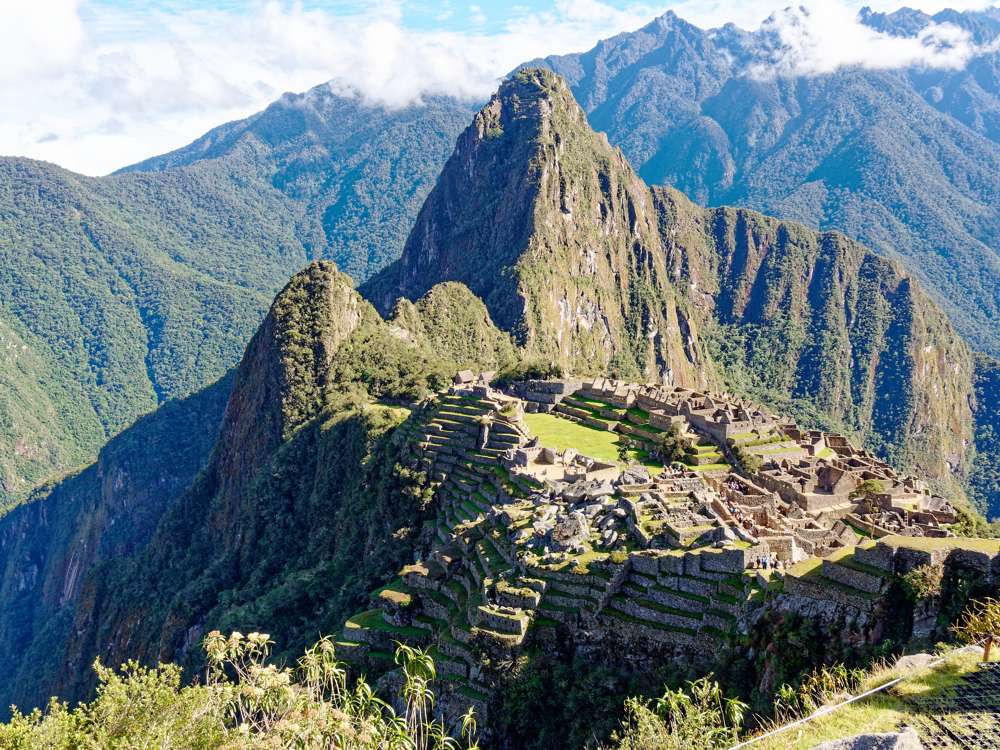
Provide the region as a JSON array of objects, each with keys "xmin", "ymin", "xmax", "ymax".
[{"xmin": 362, "ymin": 70, "xmax": 705, "ymax": 384}]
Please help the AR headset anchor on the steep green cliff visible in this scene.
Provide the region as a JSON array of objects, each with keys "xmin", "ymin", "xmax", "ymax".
[
  {"xmin": 970, "ymin": 354, "xmax": 1000, "ymax": 518},
  {"xmin": 655, "ymin": 188, "xmax": 975, "ymax": 482},
  {"xmin": 364, "ymin": 70, "xmax": 706, "ymax": 385},
  {"xmin": 0, "ymin": 262, "xmax": 513, "ymax": 712},
  {"xmin": 0, "ymin": 315, "xmax": 104, "ymax": 502}
]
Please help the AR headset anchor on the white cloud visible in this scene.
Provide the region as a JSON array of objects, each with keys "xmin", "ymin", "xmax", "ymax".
[
  {"xmin": 752, "ymin": 3, "xmax": 1000, "ymax": 77},
  {"xmin": 0, "ymin": 0, "xmax": 997, "ymax": 175},
  {"xmin": 0, "ymin": 0, "xmax": 663, "ymax": 174}
]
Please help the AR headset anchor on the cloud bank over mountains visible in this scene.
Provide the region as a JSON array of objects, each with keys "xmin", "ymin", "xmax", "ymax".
[
  {"xmin": 1, "ymin": 0, "xmax": 997, "ymax": 175},
  {"xmin": 756, "ymin": 3, "xmax": 1000, "ymax": 77}
]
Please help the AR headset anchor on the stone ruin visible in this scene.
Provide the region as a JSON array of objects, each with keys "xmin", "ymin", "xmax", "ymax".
[{"xmin": 336, "ymin": 373, "xmax": 972, "ymax": 719}]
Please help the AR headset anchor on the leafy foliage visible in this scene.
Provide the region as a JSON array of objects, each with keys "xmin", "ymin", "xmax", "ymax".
[
  {"xmin": 656, "ymin": 423, "xmax": 689, "ymax": 465},
  {"xmin": 0, "ymin": 632, "xmax": 479, "ymax": 750},
  {"xmin": 772, "ymin": 663, "xmax": 869, "ymax": 724},
  {"xmin": 952, "ymin": 597, "xmax": 1000, "ymax": 661},
  {"xmin": 731, "ymin": 445, "xmax": 762, "ymax": 476},
  {"xmin": 901, "ymin": 563, "xmax": 945, "ymax": 601},
  {"xmin": 609, "ymin": 676, "xmax": 747, "ymax": 750}
]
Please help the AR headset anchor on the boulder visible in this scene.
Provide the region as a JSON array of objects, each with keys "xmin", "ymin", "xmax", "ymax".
[
  {"xmin": 894, "ymin": 653, "xmax": 937, "ymax": 672},
  {"xmin": 811, "ymin": 729, "xmax": 923, "ymax": 750},
  {"xmin": 585, "ymin": 481, "xmax": 616, "ymax": 500},
  {"xmin": 551, "ymin": 511, "xmax": 591, "ymax": 551},
  {"xmin": 539, "ymin": 447, "xmax": 558, "ymax": 464}
]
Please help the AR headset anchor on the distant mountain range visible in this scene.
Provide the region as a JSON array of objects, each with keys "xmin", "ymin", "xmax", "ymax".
[
  {"xmin": 526, "ymin": 5, "xmax": 1000, "ymax": 358},
  {"xmin": 0, "ymin": 93, "xmax": 470, "ymax": 504},
  {"xmin": 0, "ymin": 6, "xmax": 997, "ymax": 514}
]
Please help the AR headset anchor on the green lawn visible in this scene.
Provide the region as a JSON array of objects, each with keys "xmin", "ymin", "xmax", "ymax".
[
  {"xmin": 881, "ymin": 535, "xmax": 1000, "ymax": 554},
  {"xmin": 523, "ymin": 412, "xmax": 662, "ymax": 471},
  {"xmin": 344, "ymin": 609, "xmax": 427, "ymax": 639},
  {"xmin": 689, "ymin": 462, "xmax": 730, "ymax": 472}
]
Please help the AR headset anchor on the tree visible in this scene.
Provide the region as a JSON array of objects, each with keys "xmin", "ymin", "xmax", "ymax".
[
  {"xmin": 732, "ymin": 446, "xmax": 762, "ymax": 475},
  {"xmin": 900, "ymin": 562, "xmax": 944, "ymax": 601},
  {"xmin": 952, "ymin": 597, "xmax": 1000, "ymax": 662},
  {"xmin": 851, "ymin": 479, "xmax": 885, "ymax": 503},
  {"xmin": 657, "ymin": 423, "xmax": 688, "ymax": 465}
]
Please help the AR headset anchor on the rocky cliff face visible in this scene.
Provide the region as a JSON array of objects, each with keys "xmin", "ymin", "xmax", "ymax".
[
  {"xmin": 528, "ymin": 8, "xmax": 1000, "ymax": 359},
  {"xmin": 0, "ymin": 376, "xmax": 230, "ymax": 713},
  {"xmin": 656, "ymin": 188, "xmax": 975, "ymax": 481},
  {"xmin": 364, "ymin": 69, "xmax": 706, "ymax": 385}
]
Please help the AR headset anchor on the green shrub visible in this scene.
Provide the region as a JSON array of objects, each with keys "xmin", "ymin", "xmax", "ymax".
[
  {"xmin": 609, "ymin": 675, "xmax": 747, "ymax": 750},
  {"xmin": 1, "ymin": 632, "xmax": 480, "ymax": 750},
  {"xmin": 492, "ymin": 359, "xmax": 562, "ymax": 388},
  {"xmin": 900, "ymin": 563, "xmax": 945, "ymax": 601}
]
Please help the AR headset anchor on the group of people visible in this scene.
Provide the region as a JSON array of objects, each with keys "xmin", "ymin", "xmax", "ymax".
[
  {"xmin": 724, "ymin": 500, "xmax": 758, "ymax": 534},
  {"xmin": 750, "ymin": 553, "xmax": 783, "ymax": 571}
]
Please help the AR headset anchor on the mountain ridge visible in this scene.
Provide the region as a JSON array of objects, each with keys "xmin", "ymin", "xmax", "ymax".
[
  {"xmin": 0, "ymin": 69, "xmax": 991, "ymax": 728},
  {"xmin": 367, "ymin": 68, "xmax": 975, "ymax": 486}
]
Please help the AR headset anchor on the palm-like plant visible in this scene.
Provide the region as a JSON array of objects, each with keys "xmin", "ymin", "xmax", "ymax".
[{"xmin": 952, "ymin": 597, "xmax": 1000, "ymax": 662}]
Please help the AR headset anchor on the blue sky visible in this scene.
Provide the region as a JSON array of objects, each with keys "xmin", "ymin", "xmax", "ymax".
[
  {"xmin": 2, "ymin": 1, "xmax": 997, "ymax": 175},
  {"xmin": 84, "ymin": 1, "xmax": 670, "ymax": 33}
]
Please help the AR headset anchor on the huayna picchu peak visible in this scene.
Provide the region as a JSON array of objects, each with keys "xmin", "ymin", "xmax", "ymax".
[
  {"xmin": 365, "ymin": 69, "xmax": 708, "ymax": 388},
  {"xmin": 1, "ymin": 60, "xmax": 998, "ymax": 750}
]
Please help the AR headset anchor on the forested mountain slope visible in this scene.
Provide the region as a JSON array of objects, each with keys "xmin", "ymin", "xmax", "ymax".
[
  {"xmin": 119, "ymin": 86, "xmax": 474, "ymax": 281},
  {"xmin": 0, "ymin": 92, "xmax": 471, "ymax": 505},
  {"xmin": 0, "ymin": 373, "xmax": 231, "ymax": 710},
  {"xmin": 0, "ymin": 262, "xmax": 515, "ymax": 713},
  {"xmin": 526, "ymin": 7, "xmax": 1000, "ymax": 357}
]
